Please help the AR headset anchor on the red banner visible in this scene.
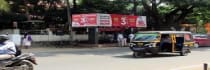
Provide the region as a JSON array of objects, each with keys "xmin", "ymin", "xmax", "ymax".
[
  {"xmin": 72, "ymin": 14, "xmax": 147, "ymax": 27},
  {"xmin": 127, "ymin": 15, "xmax": 138, "ymax": 27},
  {"xmin": 111, "ymin": 14, "xmax": 124, "ymax": 27},
  {"xmin": 72, "ymin": 14, "xmax": 97, "ymax": 27}
]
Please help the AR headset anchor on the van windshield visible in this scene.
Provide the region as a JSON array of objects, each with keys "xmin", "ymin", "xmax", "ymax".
[{"xmin": 134, "ymin": 33, "xmax": 159, "ymax": 41}]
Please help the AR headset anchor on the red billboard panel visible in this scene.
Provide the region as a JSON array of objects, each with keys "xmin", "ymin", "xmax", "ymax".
[
  {"xmin": 111, "ymin": 14, "xmax": 123, "ymax": 27},
  {"xmin": 72, "ymin": 14, "xmax": 97, "ymax": 27},
  {"xmin": 127, "ymin": 15, "xmax": 138, "ymax": 27},
  {"xmin": 72, "ymin": 14, "xmax": 147, "ymax": 28}
]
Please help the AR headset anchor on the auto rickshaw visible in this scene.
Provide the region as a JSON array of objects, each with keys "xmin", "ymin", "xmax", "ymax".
[{"xmin": 129, "ymin": 31, "xmax": 194, "ymax": 58}]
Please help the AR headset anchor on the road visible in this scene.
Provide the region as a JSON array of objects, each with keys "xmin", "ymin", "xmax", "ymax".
[{"xmin": 23, "ymin": 47, "xmax": 210, "ymax": 70}]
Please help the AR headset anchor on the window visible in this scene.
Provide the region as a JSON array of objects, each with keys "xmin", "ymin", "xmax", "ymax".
[{"xmin": 134, "ymin": 33, "xmax": 159, "ymax": 41}]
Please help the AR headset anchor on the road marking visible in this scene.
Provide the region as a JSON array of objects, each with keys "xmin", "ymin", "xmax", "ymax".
[{"xmin": 170, "ymin": 63, "xmax": 209, "ymax": 70}]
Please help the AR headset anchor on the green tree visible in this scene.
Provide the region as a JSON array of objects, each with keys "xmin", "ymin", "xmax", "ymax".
[
  {"xmin": 75, "ymin": 0, "xmax": 130, "ymax": 14},
  {"xmin": 141, "ymin": 0, "xmax": 210, "ymax": 30},
  {"xmin": 0, "ymin": 0, "xmax": 10, "ymax": 12},
  {"xmin": 196, "ymin": 20, "xmax": 207, "ymax": 33}
]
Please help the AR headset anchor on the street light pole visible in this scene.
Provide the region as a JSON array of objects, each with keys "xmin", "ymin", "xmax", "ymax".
[{"xmin": 66, "ymin": 0, "xmax": 73, "ymax": 43}]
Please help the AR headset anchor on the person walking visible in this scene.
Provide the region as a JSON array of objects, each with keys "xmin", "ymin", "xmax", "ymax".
[
  {"xmin": 117, "ymin": 32, "xmax": 124, "ymax": 47},
  {"xmin": 22, "ymin": 32, "xmax": 33, "ymax": 49},
  {"xmin": 129, "ymin": 33, "xmax": 135, "ymax": 43}
]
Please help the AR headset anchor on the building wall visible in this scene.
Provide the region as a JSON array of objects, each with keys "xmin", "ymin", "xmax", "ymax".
[
  {"xmin": 0, "ymin": 29, "xmax": 89, "ymax": 42},
  {"xmin": 31, "ymin": 34, "xmax": 88, "ymax": 42}
]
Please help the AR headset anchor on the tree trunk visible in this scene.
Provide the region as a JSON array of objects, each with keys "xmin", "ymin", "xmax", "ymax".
[
  {"xmin": 132, "ymin": 0, "xmax": 138, "ymax": 15},
  {"xmin": 72, "ymin": 0, "xmax": 77, "ymax": 13},
  {"xmin": 73, "ymin": 0, "xmax": 77, "ymax": 9},
  {"xmin": 142, "ymin": 0, "xmax": 195, "ymax": 31}
]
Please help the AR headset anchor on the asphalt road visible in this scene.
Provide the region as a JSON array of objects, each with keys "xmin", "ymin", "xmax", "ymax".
[{"xmin": 23, "ymin": 47, "xmax": 210, "ymax": 70}]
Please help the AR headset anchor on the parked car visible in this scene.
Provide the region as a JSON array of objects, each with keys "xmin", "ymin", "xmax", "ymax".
[{"xmin": 193, "ymin": 34, "xmax": 210, "ymax": 47}]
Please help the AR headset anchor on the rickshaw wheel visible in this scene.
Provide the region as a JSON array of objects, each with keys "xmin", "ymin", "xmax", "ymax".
[
  {"xmin": 133, "ymin": 52, "xmax": 145, "ymax": 58},
  {"xmin": 180, "ymin": 47, "xmax": 189, "ymax": 56}
]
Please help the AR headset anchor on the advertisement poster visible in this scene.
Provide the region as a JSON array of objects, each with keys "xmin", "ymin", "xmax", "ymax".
[
  {"xmin": 72, "ymin": 14, "xmax": 147, "ymax": 28},
  {"xmin": 72, "ymin": 14, "xmax": 97, "ymax": 27},
  {"xmin": 136, "ymin": 16, "xmax": 147, "ymax": 27},
  {"xmin": 111, "ymin": 14, "xmax": 123, "ymax": 27},
  {"xmin": 127, "ymin": 15, "xmax": 138, "ymax": 27},
  {"xmin": 111, "ymin": 14, "xmax": 130, "ymax": 27},
  {"xmin": 97, "ymin": 14, "xmax": 112, "ymax": 26}
]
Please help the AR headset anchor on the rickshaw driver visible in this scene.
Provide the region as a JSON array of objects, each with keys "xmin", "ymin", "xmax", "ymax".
[
  {"xmin": 162, "ymin": 36, "xmax": 171, "ymax": 43},
  {"xmin": 160, "ymin": 35, "xmax": 172, "ymax": 50}
]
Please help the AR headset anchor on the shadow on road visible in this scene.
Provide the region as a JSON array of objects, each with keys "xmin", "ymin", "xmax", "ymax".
[
  {"xmin": 32, "ymin": 47, "xmax": 131, "ymax": 57},
  {"xmin": 113, "ymin": 53, "xmax": 180, "ymax": 59},
  {"xmin": 192, "ymin": 47, "xmax": 210, "ymax": 51}
]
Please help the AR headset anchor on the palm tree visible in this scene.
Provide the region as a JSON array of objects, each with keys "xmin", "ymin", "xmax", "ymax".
[{"xmin": 0, "ymin": 0, "xmax": 10, "ymax": 12}]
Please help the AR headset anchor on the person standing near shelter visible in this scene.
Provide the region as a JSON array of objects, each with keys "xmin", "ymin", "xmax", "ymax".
[
  {"xmin": 22, "ymin": 32, "xmax": 32, "ymax": 49},
  {"xmin": 129, "ymin": 33, "xmax": 135, "ymax": 43},
  {"xmin": 117, "ymin": 32, "xmax": 124, "ymax": 47}
]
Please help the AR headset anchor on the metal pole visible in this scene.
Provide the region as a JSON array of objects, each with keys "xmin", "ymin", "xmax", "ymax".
[{"xmin": 66, "ymin": 0, "xmax": 73, "ymax": 43}]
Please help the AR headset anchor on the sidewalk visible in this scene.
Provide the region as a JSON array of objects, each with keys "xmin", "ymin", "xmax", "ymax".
[
  {"xmin": 30, "ymin": 42, "xmax": 121, "ymax": 48},
  {"xmin": 21, "ymin": 43, "xmax": 124, "ymax": 53}
]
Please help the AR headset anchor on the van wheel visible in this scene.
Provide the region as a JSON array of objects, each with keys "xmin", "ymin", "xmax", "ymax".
[
  {"xmin": 180, "ymin": 47, "xmax": 189, "ymax": 56},
  {"xmin": 133, "ymin": 52, "xmax": 145, "ymax": 58}
]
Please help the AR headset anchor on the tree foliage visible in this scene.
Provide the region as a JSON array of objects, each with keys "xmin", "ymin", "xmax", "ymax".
[
  {"xmin": 0, "ymin": 0, "xmax": 10, "ymax": 12},
  {"xmin": 141, "ymin": 0, "xmax": 210, "ymax": 30},
  {"xmin": 1, "ymin": 0, "xmax": 210, "ymax": 31},
  {"xmin": 75, "ymin": 0, "xmax": 130, "ymax": 14}
]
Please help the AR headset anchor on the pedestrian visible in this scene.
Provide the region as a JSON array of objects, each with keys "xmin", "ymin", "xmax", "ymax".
[
  {"xmin": 22, "ymin": 32, "xmax": 33, "ymax": 49},
  {"xmin": 129, "ymin": 33, "xmax": 135, "ymax": 43},
  {"xmin": 117, "ymin": 32, "xmax": 124, "ymax": 47},
  {"xmin": 123, "ymin": 37, "xmax": 127, "ymax": 47},
  {"xmin": 160, "ymin": 35, "xmax": 171, "ymax": 50}
]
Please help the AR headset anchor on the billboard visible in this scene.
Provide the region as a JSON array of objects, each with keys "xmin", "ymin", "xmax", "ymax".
[
  {"xmin": 97, "ymin": 14, "xmax": 112, "ymax": 27},
  {"xmin": 111, "ymin": 14, "xmax": 124, "ymax": 27},
  {"xmin": 72, "ymin": 14, "xmax": 147, "ymax": 27},
  {"xmin": 136, "ymin": 16, "xmax": 147, "ymax": 27},
  {"xmin": 72, "ymin": 14, "xmax": 97, "ymax": 27}
]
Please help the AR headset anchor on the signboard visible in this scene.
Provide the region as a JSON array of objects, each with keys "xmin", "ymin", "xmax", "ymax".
[
  {"xmin": 111, "ymin": 14, "xmax": 124, "ymax": 27},
  {"xmin": 97, "ymin": 14, "xmax": 112, "ymax": 26},
  {"xmin": 72, "ymin": 14, "xmax": 97, "ymax": 27},
  {"xmin": 72, "ymin": 14, "xmax": 147, "ymax": 27},
  {"xmin": 136, "ymin": 16, "xmax": 147, "ymax": 27},
  {"xmin": 127, "ymin": 15, "xmax": 137, "ymax": 27}
]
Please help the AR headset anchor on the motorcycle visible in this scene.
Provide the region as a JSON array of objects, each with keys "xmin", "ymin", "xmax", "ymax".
[{"xmin": 0, "ymin": 53, "xmax": 37, "ymax": 70}]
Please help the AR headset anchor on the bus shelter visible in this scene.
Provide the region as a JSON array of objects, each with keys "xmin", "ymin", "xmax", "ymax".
[{"xmin": 72, "ymin": 13, "xmax": 147, "ymax": 44}]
